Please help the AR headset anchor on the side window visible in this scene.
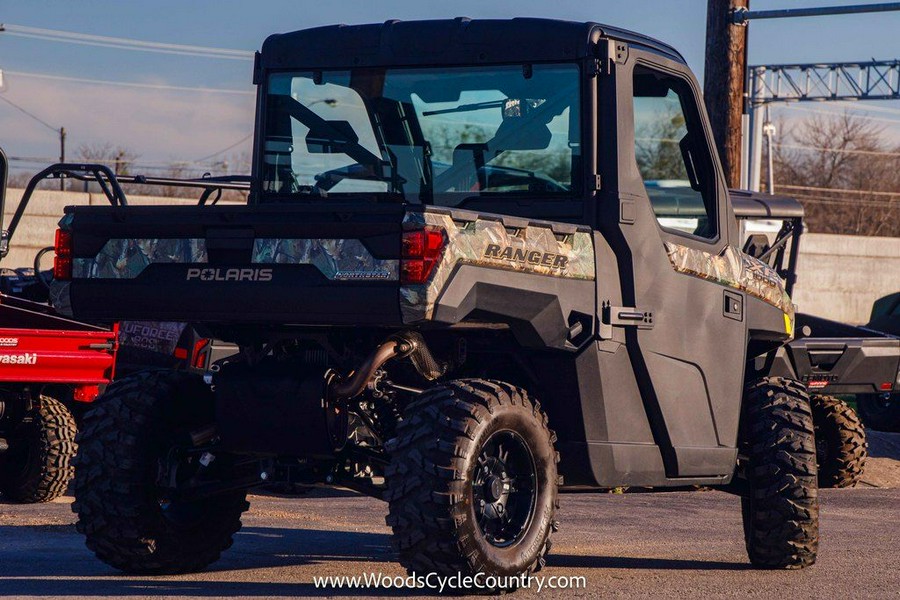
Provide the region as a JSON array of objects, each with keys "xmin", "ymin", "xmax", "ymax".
[{"xmin": 632, "ymin": 66, "xmax": 718, "ymax": 239}]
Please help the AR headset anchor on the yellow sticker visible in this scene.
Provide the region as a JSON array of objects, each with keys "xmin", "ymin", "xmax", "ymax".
[{"xmin": 783, "ymin": 312, "xmax": 793, "ymax": 336}]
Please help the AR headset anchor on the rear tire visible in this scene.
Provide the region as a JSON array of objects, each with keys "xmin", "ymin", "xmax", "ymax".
[
  {"xmin": 385, "ymin": 379, "xmax": 558, "ymax": 590},
  {"xmin": 740, "ymin": 377, "xmax": 818, "ymax": 569},
  {"xmin": 809, "ymin": 395, "xmax": 867, "ymax": 488},
  {"xmin": 856, "ymin": 393, "xmax": 900, "ymax": 433},
  {"xmin": 72, "ymin": 371, "xmax": 248, "ymax": 574},
  {"xmin": 0, "ymin": 395, "xmax": 77, "ymax": 503}
]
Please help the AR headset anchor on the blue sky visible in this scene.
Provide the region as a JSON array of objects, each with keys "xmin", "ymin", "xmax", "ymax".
[{"xmin": 1, "ymin": 0, "xmax": 898, "ymax": 173}]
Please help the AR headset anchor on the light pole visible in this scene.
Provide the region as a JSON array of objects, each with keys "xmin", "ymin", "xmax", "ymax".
[{"xmin": 0, "ymin": 69, "xmax": 67, "ymax": 190}]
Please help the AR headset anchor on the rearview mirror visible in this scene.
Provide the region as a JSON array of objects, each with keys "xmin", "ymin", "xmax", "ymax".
[{"xmin": 0, "ymin": 230, "xmax": 8, "ymax": 259}]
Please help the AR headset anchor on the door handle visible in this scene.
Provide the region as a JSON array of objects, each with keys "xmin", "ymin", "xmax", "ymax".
[
  {"xmin": 602, "ymin": 302, "xmax": 654, "ymax": 330},
  {"xmin": 724, "ymin": 290, "xmax": 743, "ymax": 321}
]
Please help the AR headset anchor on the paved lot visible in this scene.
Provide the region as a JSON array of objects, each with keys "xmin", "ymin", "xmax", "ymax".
[{"xmin": 0, "ymin": 482, "xmax": 897, "ymax": 599}]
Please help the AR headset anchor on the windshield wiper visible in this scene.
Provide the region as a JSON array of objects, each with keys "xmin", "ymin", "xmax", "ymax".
[{"xmin": 421, "ymin": 99, "xmax": 505, "ymax": 117}]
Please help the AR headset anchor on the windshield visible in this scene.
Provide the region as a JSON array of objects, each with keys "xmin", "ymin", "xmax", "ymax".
[{"xmin": 261, "ymin": 64, "xmax": 581, "ymax": 204}]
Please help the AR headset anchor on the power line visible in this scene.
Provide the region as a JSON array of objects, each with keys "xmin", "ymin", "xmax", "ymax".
[
  {"xmin": 0, "ymin": 94, "xmax": 59, "ymax": 132},
  {"xmin": 3, "ymin": 69, "xmax": 253, "ymax": 95},
  {"xmin": 784, "ymin": 193, "xmax": 898, "ymax": 209},
  {"xmin": 7, "ymin": 155, "xmax": 250, "ymax": 169},
  {"xmin": 777, "ymin": 103, "xmax": 900, "ymax": 126},
  {"xmin": 777, "ymin": 183, "xmax": 900, "ymax": 197},
  {"xmin": 831, "ymin": 100, "xmax": 900, "ymax": 117},
  {"xmin": 193, "ymin": 133, "xmax": 253, "ymax": 162},
  {"xmin": 774, "ymin": 142, "xmax": 900, "ymax": 157},
  {"xmin": 0, "ymin": 23, "xmax": 253, "ymax": 60}
]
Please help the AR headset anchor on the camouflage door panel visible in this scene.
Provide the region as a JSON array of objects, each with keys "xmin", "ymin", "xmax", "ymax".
[
  {"xmin": 401, "ymin": 209, "xmax": 595, "ymax": 322},
  {"xmin": 664, "ymin": 242, "xmax": 793, "ymax": 316}
]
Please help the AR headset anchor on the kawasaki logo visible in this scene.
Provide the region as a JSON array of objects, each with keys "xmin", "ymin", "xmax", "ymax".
[
  {"xmin": 0, "ymin": 353, "xmax": 37, "ymax": 365},
  {"xmin": 186, "ymin": 268, "xmax": 273, "ymax": 282},
  {"xmin": 483, "ymin": 244, "xmax": 569, "ymax": 270}
]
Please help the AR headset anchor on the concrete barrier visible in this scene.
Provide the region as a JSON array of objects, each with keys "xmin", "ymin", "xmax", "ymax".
[
  {"xmin": 793, "ymin": 233, "xmax": 900, "ymax": 325},
  {"xmin": 1, "ymin": 189, "xmax": 897, "ymax": 325}
]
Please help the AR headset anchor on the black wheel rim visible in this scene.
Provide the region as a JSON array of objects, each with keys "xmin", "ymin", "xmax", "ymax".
[
  {"xmin": 471, "ymin": 429, "xmax": 537, "ymax": 548},
  {"xmin": 815, "ymin": 434, "xmax": 827, "ymax": 467},
  {"xmin": 156, "ymin": 448, "xmax": 205, "ymax": 527}
]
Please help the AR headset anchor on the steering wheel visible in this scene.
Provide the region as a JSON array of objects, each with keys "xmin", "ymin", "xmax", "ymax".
[{"xmin": 34, "ymin": 246, "xmax": 55, "ymax": 288}]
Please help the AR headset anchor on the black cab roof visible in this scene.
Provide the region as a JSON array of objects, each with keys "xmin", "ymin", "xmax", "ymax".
[{"xmin": 259, "ymin": 18, "xmax": 685, "ymax": 71}]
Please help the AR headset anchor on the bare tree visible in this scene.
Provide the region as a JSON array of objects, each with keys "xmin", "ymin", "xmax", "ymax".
[
  {"xmin": 767, "ymin": 112, "xmax": 900, "ymax": 237},
  {"xmin": 76, "ymin": 142, "xmax": 139, "ymax": 176}
]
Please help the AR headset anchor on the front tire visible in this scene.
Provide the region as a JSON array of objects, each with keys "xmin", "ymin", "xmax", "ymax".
[
  {"xmin": 72, "ymin": 371, "xmax": 249, "ymax": 574},
  {"xmin": 0, "ymin": 395, "xmax": 77, "ymax": 503},
  {"xmin": 385, "ymin": 379, "xmax": 558, "ymax": 588},
  {"xmin": 740, "ymin": 377, "xmax": 818, "ymax": 569},
  {"xmin": 810, "ymin": 395, "xmax": 867, "ymax": 488}
]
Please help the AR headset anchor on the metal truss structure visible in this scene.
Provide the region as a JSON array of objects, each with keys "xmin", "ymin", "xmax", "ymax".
[
  {"xmin": 743, "ymin": 59, "xmax": 900, "ymax": 191},
  {"xmin": 748, "ymin": 60, "xmax": 900, "ymax": 105}
]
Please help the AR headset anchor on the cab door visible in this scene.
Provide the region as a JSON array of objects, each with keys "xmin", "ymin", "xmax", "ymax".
[{"xmin": 600, "ymin": 49, "xmax": 748, "ymax": 478}]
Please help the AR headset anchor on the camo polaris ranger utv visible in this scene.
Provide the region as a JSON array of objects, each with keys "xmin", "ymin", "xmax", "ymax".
[{"xmin": 41, "ymin": 19, "xmax": 819, "ymax": 583}]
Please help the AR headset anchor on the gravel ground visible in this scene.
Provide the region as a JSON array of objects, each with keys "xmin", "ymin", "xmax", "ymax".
[
  {"xmin": 0, "ymin": 483, "xmax": 897, "ymax": 599},
  {"xmin": 864, "ymin": 431, "xmax": 900, "ymax": 488}
]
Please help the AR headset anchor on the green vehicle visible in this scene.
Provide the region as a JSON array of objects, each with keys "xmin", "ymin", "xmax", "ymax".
[{"xmin": 858, "ymin": 292, "xmax": 900, "ymax": 432}]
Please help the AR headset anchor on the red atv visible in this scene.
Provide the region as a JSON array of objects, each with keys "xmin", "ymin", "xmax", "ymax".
[{"xmin": 0, "ymin": 293, "xmax": 117, "ymax": 502}]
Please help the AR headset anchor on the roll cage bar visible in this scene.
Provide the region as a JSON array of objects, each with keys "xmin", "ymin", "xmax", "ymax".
[
  {"xmin": 730, "ymin": 191, "xmax": 804, "ymax": 296},
  {"xmin": 0, "ymin": 150, "xmax": 250, "ymax": 259}
]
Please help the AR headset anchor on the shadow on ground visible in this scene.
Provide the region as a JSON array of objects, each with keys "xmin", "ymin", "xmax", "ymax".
[
  {"xmin": 0, "ymin": 525, "xmax": 406, "ymax": 597},
  {"xmin": 0, "ymin": 521, "xmax": 757, "ymax": 597},
  {"xmin": 547, "ymin": 554, "xmax": 751, "ymax": 571}
]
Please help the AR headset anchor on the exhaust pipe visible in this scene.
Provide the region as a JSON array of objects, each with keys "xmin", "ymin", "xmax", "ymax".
[
  {"xmin": 327, "ymin": 339, "xmax": 410, "ymax": 401},
  {"xmin": 326, "ymin": 332, "xmax": 446, "ymax": 401}
]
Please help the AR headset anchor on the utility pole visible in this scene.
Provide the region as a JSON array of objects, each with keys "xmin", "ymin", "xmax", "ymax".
[
  {"xmin": 59, "ymin": 127, "xmax": 66, "ymax": 191},
  {"xmin": 704, "ymin": 0, "xmax": 749, "ymax": 189}
]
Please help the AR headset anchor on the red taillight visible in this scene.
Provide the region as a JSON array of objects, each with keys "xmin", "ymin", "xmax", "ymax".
[
  {"xmin": 191, "ymin": 338, "xmax": 211, "ymax": 370},
  {"xmin": 401, "ymin": 227, "xmax": 445, "ymax": 284},
  {"xmin": 73, "ymin": 385, "xmax": 101, "ymax": 403},
  {"xmin": 53, "ymin": 228, "xmax": 73, "ymax": 280},
  {"xmin": 881, "ymin": 382, "xmax": 893, "ymax": 391}
]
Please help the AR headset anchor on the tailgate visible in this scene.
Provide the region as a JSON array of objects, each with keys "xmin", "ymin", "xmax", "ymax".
[
  {"xmin": 0, "ymin": 327, "xmax": 116, "ymax": 384},
  {"xmin": 785, "ymin": 337, "xmax": 900, "ymax": 394},
  {"xmin": 54, "ymin": 203, "xmax": 404, "ymax": 326}
]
